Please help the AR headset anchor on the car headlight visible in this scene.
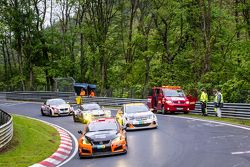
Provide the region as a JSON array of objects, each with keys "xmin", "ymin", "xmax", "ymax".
[
  {"xmin": 112, "ymin": 134, "xmax": 121, "ymax": 143},
  {"xmin": 185, "ymin": 101, "xmax": 190, "ymax": 104},
  {"xmin": 148, "ymin": 115, "xmax": 155, "ymax": 119},
  {"xmin": 53, "ymin": 108, "xmax": 59, "ymax": 112},
  {"xmin": 127, "ymin": 116, "xmax": 134, "ymax": 120},
  {"xmin": 82, "ymin": 136, "xmax": 91, "ymax": 145}
]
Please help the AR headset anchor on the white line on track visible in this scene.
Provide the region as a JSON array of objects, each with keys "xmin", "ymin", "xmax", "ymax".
[{"xmin": 231, "ymin": 151, "xmax": 250, "ymax": 155}]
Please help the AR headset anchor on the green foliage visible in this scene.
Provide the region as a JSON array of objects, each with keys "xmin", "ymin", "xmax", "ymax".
[{"xmin": 0, "ymin": 0, "xmax": 249, "ymax": 102}]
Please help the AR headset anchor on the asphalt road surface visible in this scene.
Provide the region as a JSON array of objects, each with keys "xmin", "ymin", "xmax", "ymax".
[{"xmin": 1, "ymin": 100, "xmax": 250, "ymax": 167}]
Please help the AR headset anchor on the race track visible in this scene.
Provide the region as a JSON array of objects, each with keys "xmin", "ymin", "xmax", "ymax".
[{"xmin": 1, "ymin": 100, "xmax": 250, "ymax": 167}]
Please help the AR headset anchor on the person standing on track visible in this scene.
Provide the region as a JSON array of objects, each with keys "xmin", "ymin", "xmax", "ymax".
[{"xmin": 200, "ymin": 88, "xmax": 208, "ymax": 116}]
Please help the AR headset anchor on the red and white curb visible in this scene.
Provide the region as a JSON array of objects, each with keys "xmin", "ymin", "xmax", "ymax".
[
  {"xmin": 30, "ymin": 128, "xmax": 73, "ymax": 167},
  {"xmin": 13, "ymin": 115, "xmax": 78, "ymax": 167}
]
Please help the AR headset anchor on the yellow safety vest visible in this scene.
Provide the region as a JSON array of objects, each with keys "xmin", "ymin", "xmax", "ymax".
[{"xmin": 200, "ymin": 91, "xmax": 208, "ymax": 103}]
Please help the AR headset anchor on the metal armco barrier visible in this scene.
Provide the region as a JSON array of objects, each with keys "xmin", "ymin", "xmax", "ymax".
[
  {"xmin": 4, "ymin": 91, "xmax": 250, "ymax": 119},
  {"xmin": 82, "ymin": 97, "xmax": 147, "ymax": 106},
  {"xmin": 6, "ymin": 91, "xmax": 75, "ymax": 102},
  {"xmin": 0, "ymin": 109, "xmax": 13, "ymax": 150},
  {"xmin": 193, "ymin": 102, "xmax": 250, "ymax": 119}
]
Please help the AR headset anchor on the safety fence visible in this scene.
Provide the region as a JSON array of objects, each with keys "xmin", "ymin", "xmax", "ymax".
[
  {"xmin": 5, "ymin": 91, "xmax": 75, "ymax": 102},
  {"xmin": 193, "ymin": 102, "xmax": 250, "ymax": 119},
  {"xmin": 4, "ymin": 91, "xmax": 250, "ymax": 120},
  {"xmin": 0, "ymin": 109, "xmax": 13, "ymax": 150}
]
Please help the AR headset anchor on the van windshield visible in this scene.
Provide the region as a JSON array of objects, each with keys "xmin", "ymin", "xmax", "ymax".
[{"xmin": 163, "ymin": 89, "xmax": 185, "ymax": 97}]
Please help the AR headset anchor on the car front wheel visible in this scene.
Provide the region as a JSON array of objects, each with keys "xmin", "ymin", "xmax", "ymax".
[
  {"xmin": 73, "ymin": 113, "xmax": 77, "ymax": 122},
  {"xmin": 41, "ymin": 109, "xmax": 45, "ymax": 116},
  {"xmin": 50, "ymin": 110, "xmax": 53, "ymax": 116}
]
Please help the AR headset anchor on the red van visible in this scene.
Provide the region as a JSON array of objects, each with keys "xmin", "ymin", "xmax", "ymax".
[{"xmin": 147, "ymin": 86, "xmax": 196, "ymax": 114}]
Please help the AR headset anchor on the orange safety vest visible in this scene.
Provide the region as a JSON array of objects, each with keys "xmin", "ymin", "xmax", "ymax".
[
  {"xmin": 90, "ymin": 91, "xmax": 95, "ymax": 97},
  {"xmin": 80, "ymin": 90, "xmax": 85, "ymax": 96}
]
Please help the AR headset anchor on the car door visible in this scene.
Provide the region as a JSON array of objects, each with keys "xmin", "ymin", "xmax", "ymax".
[
  {"xmin": 44, "ymin": 101, "xmax": 50, "ymax": 114},
  {"xmin": 187, "ymin": 95, "xmax": 197, "ymax": 110}
]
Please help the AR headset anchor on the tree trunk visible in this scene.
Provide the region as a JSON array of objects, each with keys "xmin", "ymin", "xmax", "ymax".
[
  {"xmin": 80, "ymin": 33, "xmax": 85, "ymax": 78},
  {"xmin": 200, "ymin": 0, "xmax": 212, "ymax": 73},
  {"xmin": 1, "ymin": 42, "xmax": 8, "ymax": 81},
  {"xmin": 29, "ymin": 63, "xmax": 34, "ymax": 91},
  {"xmin": 99, "ymin": 47, "xmax": 107, "ymax": 96},
  {"xmin": 235, "ymin": 0, "xmax": 240, "ymax": 40}
]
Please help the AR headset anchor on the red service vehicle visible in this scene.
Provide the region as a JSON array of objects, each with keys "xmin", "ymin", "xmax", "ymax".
[{"xmin": 147, "ymin": 86, "xmax": 196, "ymax": 114}]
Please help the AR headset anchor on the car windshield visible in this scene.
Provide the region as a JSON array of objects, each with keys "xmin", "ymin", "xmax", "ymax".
[
  {"xmin": 47, "ymin": 99, "xmax": 66, "ymax": 105},
  {"xmin": 88, "ymin": 121, "xmax": 118, "ymax": 132},
  {"xmin": 81, "ymin": 104, "xmax": 101, "ymax": 110},
  {"xmin": 163, "ymin": 89, "xmax": 185, "ymax": 97},
  {"xmin": 125, "ymin": 104, "xmax": 149, "ymax": 113}
]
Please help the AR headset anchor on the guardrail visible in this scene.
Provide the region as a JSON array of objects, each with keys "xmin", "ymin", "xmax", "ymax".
[
  {"xmin": 6, "ymin": 91, "xmax": 75, "ymax": 102},
  {"xmin": 193, "ymin": 102, "xmax": 250, "ymax": 119},
  {"xmin": 4, "ymin": 91, "xmax": 250, "ymax": 119},
  {"xmin": 82, "ymin": 97, "xmax": 147, "ymax": 106},
  {"xmin": 0, "ymin": 109, "xmax": 13, "ymax": 150}
]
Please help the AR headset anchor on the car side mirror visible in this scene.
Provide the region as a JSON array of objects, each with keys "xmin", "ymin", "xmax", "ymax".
[{"xmin": 78, "ymin": 130, "xmax": 83, "ymax": 134}]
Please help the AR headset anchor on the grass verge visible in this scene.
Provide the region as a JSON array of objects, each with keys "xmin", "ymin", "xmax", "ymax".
[
  {"xmin": 179, "ymin": 113, "xmax": 250, "ymax": 127},
  {"xmin": 0, "ymin": 115, "xmax": 60, "ymax": 167}
]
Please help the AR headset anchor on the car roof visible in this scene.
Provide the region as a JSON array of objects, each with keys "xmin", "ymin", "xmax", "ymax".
[
  {"xmin": 124, "ymin": 103, "xmax": 145, "ymax": 106},
  {"xmin": 82, "ymin": 102, "xmax": 98, "ymax": 105},
  {"xmin": 91, "ymin": 118, "xmax": 116, "ymax": 123},
  {"xmin": 47, "ymin": 98, "xmax": 64, "ymax": 101}
]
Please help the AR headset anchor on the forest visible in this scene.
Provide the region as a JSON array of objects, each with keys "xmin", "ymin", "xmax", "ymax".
[{"xmin": 0, "ymin": 0, "xmax": 249, "ymax": 102}]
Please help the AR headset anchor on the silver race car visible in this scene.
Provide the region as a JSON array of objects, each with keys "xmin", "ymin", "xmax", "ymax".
[{"xmin": 41, "ymin": 98, "xmax": 73, "ymax": 116}]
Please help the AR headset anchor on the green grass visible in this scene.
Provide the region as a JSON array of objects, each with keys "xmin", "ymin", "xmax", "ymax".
[
  {"xmin": 0, "ymin": 115, "xmax": 60, "ymax": 167},
  {"xmin": 179, "ymin": 113, "xmax": 250, "ymax": 127}
]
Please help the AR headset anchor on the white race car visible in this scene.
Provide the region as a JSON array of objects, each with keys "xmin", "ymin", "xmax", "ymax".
[
  {"xmin": 73, "ymin": 103, "xmax": 111, "ymax": 123},
  {"xmin": 116, "ymin": 103, "xmax": 158, "ymax": 130},
  {"xmin": 41, "ymin": 98, "xmax": 73, "ymax": 116}
]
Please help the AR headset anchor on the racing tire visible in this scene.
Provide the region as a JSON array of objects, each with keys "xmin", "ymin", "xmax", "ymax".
[
  {"xmin": 50, "ymin": 110, "xmax": 53, "ymax": 117},
  {"xmin": 184, "ymin": 111, "xmax": 189, "ymax": 114},
  {"xmin": 41, "ymin": 109, "xmax": 45, "ymax": 116},
  {"xmin": 73, "ymin": 114, "xmax": 77, "ymax": 122}
]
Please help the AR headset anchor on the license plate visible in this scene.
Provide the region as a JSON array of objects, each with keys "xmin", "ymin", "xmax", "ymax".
[
  {"xmin": 97, "ymin": 145, "xmax": 105, "ymax": 149},
  {"xmin": 176, "ymin": 107, "xmax": 183, "ymax": 110}
]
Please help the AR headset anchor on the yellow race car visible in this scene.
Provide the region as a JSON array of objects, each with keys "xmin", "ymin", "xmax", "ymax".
[{"xmin": 73, "ymin": 103, "xmax": 111, "ymax": 124}]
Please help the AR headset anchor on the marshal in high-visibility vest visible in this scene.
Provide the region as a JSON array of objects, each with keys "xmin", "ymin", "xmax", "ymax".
[{"xmin": 75, "ymin": 96, "xmax": 82, "ymax": 105}]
